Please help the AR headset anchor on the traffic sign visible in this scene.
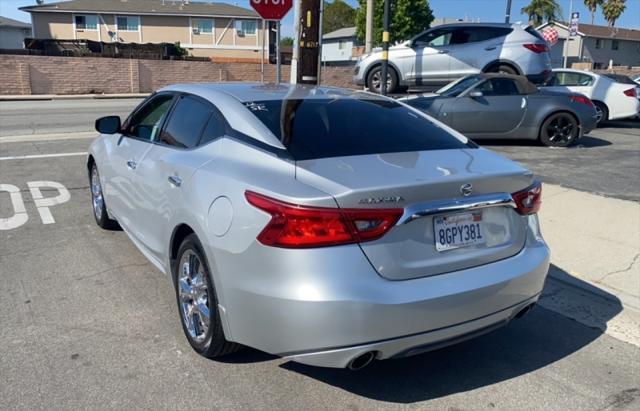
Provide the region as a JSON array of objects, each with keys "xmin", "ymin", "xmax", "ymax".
[
  {"xmin": 569, "ymin": 12, "xmax": 579, "ymax": 37},
  {"xmin": 250, "ymin": 0, "xmax": 293, "ymax": 21}
]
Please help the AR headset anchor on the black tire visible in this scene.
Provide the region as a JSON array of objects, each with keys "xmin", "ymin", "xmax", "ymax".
[
  {"xmin": 486, "ymin": 64, "xmax": 518, "ymax": 75},
  {"xmin": 173, "ymin": 234, "xmax": 239, "ymax": 358},
  {"xmin": 593, "ymin": 101, "xmax": 609, "ymax": 126},
  {"xmin": 539, "ymin": 112, "xmax": 580, "ymax": 147},
  {"xmin": 366, "ymin": 65, "xmax": 399, "ymax": 94},
  {"xmin": 89, "ymin": 163, "xmax": 119, "ymax": 230}
]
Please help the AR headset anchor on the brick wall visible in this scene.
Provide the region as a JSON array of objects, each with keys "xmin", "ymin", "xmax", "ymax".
[{"xmin": 0, "ymin": 54, "xmax": 356, "ymax": 95}]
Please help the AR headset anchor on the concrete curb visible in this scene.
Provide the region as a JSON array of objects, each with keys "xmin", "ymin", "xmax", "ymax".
[{"xmin": 0, "ymin": 93, "xmax": 149, "ymax": 101}]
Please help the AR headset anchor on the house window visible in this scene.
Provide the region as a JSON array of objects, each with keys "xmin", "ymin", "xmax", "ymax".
[
  {"xmin": 612, "ymin": 40, "xmax": 619, "ymax": 50},
  {"xmin": 236, "ymin": 20, "xmax": 256, "ymax": 36},
  {"xmin": 338, "ymin": 40, "xmax": 348, "ymax": 50},
  {"xmin": 75, "ymin": 15, "xmax": 97, "ymax": 30},
  {"xmin": 595, "ymin": 38, "xmax": 606, "ymax": 49},
  {"xmin": 117, "ymin": 16, "xmax": 139, "ymax": 32},
  {"xmin": 193, "ymin": 19, "xmax": 213, "ymax": 34}
]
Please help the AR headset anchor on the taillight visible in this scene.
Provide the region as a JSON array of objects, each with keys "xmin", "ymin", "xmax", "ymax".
[
  {"xmin": 570, "ymin": 95, "xmax": 594, "ymax": 107},
  {"xmin": 523, "ymin": 43, "xmax": 548, "ymax": 53},
  {"xmin": 623, "ymin": 88, "xmax": 637, "ymax": 97},
  {"xmin": 511, "ymin": 182, "xmax": 542, "ymax": 215},
  {"xmin": 245, "ymin": 191, "xmax": 402, "ymax": 248}
]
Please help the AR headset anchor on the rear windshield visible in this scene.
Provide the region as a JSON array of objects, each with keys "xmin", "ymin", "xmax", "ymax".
[
  {"xmin": 243, "ymin": 98, "xmax": 473, "ymax": 160},
  {"xmin": 603, "ymin": 74, "xmax": 636, "ymax": 85}
]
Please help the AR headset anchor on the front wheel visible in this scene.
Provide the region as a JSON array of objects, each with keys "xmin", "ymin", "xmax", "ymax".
[
  {"xmin": 174, "ymin": 234, "xmax": 239, "ymax": 358},
  {"xmin": 539, "ymin": 113, "xmax": 579, "ymax": 147},
  {"xmin": 90, "ymin": 163, "xmax": 119, "ymax": 230},
  {"xmin": 367, "ymin": 65, "xmax": 399, "ymax": 94}
]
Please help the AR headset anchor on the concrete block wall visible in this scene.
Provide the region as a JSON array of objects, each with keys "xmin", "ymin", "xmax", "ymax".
[{"xmin": 0, "ymin": 54, "xmax": 356, "ymax": 95}]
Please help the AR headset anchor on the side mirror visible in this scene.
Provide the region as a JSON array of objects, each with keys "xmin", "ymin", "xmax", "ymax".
[
  {"xmin": 469, "ymin": 90, "xmax": 483, "ymax": 98},
  {"xmin": 95, "ymin": 116, "xmax": 121, "ymax": 134}
]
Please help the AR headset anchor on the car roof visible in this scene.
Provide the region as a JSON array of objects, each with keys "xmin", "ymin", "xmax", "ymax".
[
  {"xmin": 159, "ymin": 82, "xmax": 378, "ymax": 103},
  {"xmin": 434, "ymin": 22, "xmax": 520, "ymax": 29}
]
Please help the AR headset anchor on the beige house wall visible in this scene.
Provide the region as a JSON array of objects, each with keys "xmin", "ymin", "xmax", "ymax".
[
  {"xmin": 27, "ymin": 11, "xmax": 266, "ymax": 59},
  {"xmin": 31, "ymin": 12, "xmax": 73, "ymax": 39}
]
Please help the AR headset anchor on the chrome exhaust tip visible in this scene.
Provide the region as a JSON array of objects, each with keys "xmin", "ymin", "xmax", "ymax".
[{"xmin": 347, "ymin": 351, "xmax": 376, "ymax": 371}]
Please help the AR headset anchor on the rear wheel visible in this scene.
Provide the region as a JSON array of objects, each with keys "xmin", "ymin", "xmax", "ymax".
[
  {"xmin": 486, "ymin": 63, "xmax": 518, "ymax": 75},
  {"xmin": 593, "ymin": 101, "xmax": 608, "ymax": 126},
  {"xmin": 367, "ymin": 65, "xmax": 399, "ymax": 94},
  {"xmin": 539, "ymin": 113, "xmax": 579, "ymax": 147},
  {"xmin": 174, "ymin": 234, "xmax": 239, "ymax": 358}
]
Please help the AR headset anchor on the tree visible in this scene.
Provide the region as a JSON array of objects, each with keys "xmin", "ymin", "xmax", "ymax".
[
  {"xmin": 323, "ymin": 0, "xmax": 357, "ymax": 33},
  {"xmin": 602, "ymin": 0, "xmax": 626, "ymax": 27},
  {"xmin": 280, "ymin": 36, "xmax": 294, "ymax": 46},
  {"xmin": 355, "ymin": 0, "xmax": 434, "ymax": 46},
  {"xmin": 521, "ymin": 0, "xmax": 562, "ymax": 26},
  {"xmin": 584, "ymin": 0, "xmax": 604, "ymax": 24}
]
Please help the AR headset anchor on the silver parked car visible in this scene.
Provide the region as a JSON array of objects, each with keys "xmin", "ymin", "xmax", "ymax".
[
  {"xmin": 402, "ymin": 74, "xmax": 598, "ymax": 147},
  {"xmin": 89, "ymin": 84, "xmax": 550, "ymax": 369},
  {"xmin": 354, "ymin": 23, "xmax": 552, "ymax": 93}
]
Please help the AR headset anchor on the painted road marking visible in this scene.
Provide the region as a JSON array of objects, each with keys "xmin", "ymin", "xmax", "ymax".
[
  {"xmin": 0, "ymin": 131, "xmax": 95, "ymax": 144},
  {"xmin": 0, "ymin": 184, "xmax": 29, "ymax": 230},
  {"xmin": 0, "ymin": 181, "xmax": 70, "ymax": 229},
  {"xmin": 0, "ymin": 152, "xmax": 87, "ymax": 161},
  {"xmin": 28, "ymin": 181, "xmax": 71, "ymax": 225}
]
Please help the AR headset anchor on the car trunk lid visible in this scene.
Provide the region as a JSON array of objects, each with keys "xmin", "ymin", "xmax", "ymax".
[{"xmin": 296, "ymin": 148, "xmax": 533, "ymax": 280}]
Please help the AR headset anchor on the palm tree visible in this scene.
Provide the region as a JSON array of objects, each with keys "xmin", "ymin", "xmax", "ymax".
[
  {"xmin": 521, "ymin": 0, "xmax": 563, "ymax": 26},
  {"xmin": 602, "ymin": 0, "xmax": 626, "ymax": 27},
  {"xmin": 584, "ymin": 0, "xmax": 604, "ymax": 24}
]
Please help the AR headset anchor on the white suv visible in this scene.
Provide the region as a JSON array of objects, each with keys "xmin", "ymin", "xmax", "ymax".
[{"xmin": 354, "ymin": 23, "xmax": 552, "ymax": 93}]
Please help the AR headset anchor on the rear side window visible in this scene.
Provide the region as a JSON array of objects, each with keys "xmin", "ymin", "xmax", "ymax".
[
  {"xmin": 243, "ymin": 98, "xmax": 473, "ymax": 161},
  {"xmin": 199, "ymin": 109, "xmax": 227, "ymax": 145},
  {"xmin": 550, "ymin": 72, "xmax": 594, "ymax": 86},
  {"xmin": 476, "ymin": 78, "xmax": 520, "ymax": 96},
  {"xmin": 159, "ymin": 95, "xmax": 212, "ymax": 149},
  {"xmin": 603, "ymin": 74, "xmax": 636, "ymax": 85}
]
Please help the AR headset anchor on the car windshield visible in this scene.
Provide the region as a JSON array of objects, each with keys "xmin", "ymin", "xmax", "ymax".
[
  {"xmin": 242, "ymin": 97, "xmax": 474, "ymax": 161},
  {"xmin": 436, "ymin": 75, "xmax": 482, "ymax": 97}
]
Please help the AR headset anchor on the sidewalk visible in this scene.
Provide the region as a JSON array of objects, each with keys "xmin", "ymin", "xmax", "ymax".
[
  {"xmin": 0, "ymin": 93, "xmax": 149, "ymax": 101},
  {"xmin": 539, "ymin": 184, "xmax": 640, "ymax": 346}
]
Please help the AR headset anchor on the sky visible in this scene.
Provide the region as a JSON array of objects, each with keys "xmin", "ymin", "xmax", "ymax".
[{"xmin": 1, "ymin": 0, "xmax": 639, "ymax": 38}]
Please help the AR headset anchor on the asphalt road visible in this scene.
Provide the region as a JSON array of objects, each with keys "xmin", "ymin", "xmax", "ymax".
[{"xmin": 1, "ymin": 99, "xmax": 639, "ymax": 409}]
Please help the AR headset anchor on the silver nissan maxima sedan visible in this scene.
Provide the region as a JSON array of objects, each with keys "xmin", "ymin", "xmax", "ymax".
[{"xmin": 88, "ymin": 83, "xmax": 549, "ymax": 370}]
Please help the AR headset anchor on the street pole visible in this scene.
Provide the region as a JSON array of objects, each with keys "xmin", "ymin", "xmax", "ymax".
[
  {"xmin": 261, "ymin": 19, "xmax": 265, "ymax": 83},
  {"xmin": 317, "ymin": 0, "xmax": 324, "ymax": 85},
  {"xmin": 504, "ymin": 0, "xmax": 512, "ymax": 23},
  {"xmin": 563, "ymin": 0, "xmax": 573, "ymax": 68},
  {"xmin": 295, "ymin": 0, "xmax": 321, "ymax": 85},
  {"xmin": 276, "ymin": 20, "xmax": 281, "ymax": 84},
  {"xmin": 365, "ymin": 0, "xmax": 373, "ymax": 53},
  {"xmin": 380, "ymin": 0, "xmax": 390, "ymax": 95},
  {"xmin": 290, "ymin": 0, "xmax": 300, "ymax": 84}
]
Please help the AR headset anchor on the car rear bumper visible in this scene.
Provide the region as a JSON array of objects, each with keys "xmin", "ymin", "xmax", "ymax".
[{"xmin": 216, "ymin": 216, "xmax": 550, "ymax": 368}]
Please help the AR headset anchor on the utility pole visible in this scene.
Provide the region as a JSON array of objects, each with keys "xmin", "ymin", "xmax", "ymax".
[
  {"xmin": 365, "ymin": 0, "xmax": 373, "ymax": 53},
  {"xmin": 380, "ymin": 0, "xmax": 390, "ymax": 95},
  {"xmin": 295, "ymin": 0, "xmax": 322, "ymax": 85},
  {"xmin": 504, "ymin": 0, "xmax": 512, "ymax": 23}
]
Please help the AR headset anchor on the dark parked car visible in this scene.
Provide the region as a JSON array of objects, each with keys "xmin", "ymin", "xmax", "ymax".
[{"xmin": 401, "ymin": 74, "xmax": 598, "ymax": 147}]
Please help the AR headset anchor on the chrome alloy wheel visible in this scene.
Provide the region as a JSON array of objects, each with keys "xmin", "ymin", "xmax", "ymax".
[
  {"xmin": 594, "ymin": 105, "xmax": 604, "ymax": 124},
  {"xmin": 178, "ymin": 250, "xmax": 210, "ymax": 343},
  {"xmin": 91, "ymin": 166, "xmax": 104, "ymax": 221},
  {"xmin": 370, "ymin": 70, "xmax": 392, "ymax": 92}
]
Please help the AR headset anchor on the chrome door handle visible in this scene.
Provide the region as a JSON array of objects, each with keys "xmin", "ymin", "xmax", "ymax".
[
  {"xmin": 168, "ymin": 175, "xmax": 182, "ymax": 187},
  {"xmin": 485, "ymin": 46, "xmax": 497, "ymax": 51},
  {"xmin": 126, "ymin": 160, "xmax": 137, "ymax": 170},
  {"xmin": 438, "ymin": 50, "xmax": 450, "ymax": 54}
]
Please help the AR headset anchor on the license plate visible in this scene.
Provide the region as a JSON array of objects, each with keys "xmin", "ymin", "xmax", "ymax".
[{"xmin": 434, "ymin": 212, "xmax": 485, "ymax": 252}]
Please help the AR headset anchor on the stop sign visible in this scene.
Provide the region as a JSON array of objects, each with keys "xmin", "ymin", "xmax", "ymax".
[{"xmin": 250, "ymin": 0, "xmax": 292, "ymax": 20}]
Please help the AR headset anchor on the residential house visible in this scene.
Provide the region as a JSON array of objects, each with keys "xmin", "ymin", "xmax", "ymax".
[
  {"xmin": 0, "ymin": 16, "xmax": 32, "ymax": 49},
  {"xmin": 20, "ymin": 0, "xmax": 268, "ymax": 61},
  {"xmin": 537, "ymin": 21, "xmax": 640, "ymax": 68},
  {"xmin": 322, "ymin": 27, "xmax": 359, "ymax": 64}
]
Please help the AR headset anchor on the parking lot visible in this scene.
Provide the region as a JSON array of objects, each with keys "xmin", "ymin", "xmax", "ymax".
[{"xmin": 1, "ymin": 99, "xmax": 639, "ymax": 410}]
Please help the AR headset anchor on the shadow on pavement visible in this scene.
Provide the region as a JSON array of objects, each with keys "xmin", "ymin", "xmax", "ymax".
[
  {"xmin": 478, "ymin": 135, "xmax": 612, "ymax": 148},
  {"xmin": 275, "ymin": 266, "xmax": 622, "ymax": 404}
]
